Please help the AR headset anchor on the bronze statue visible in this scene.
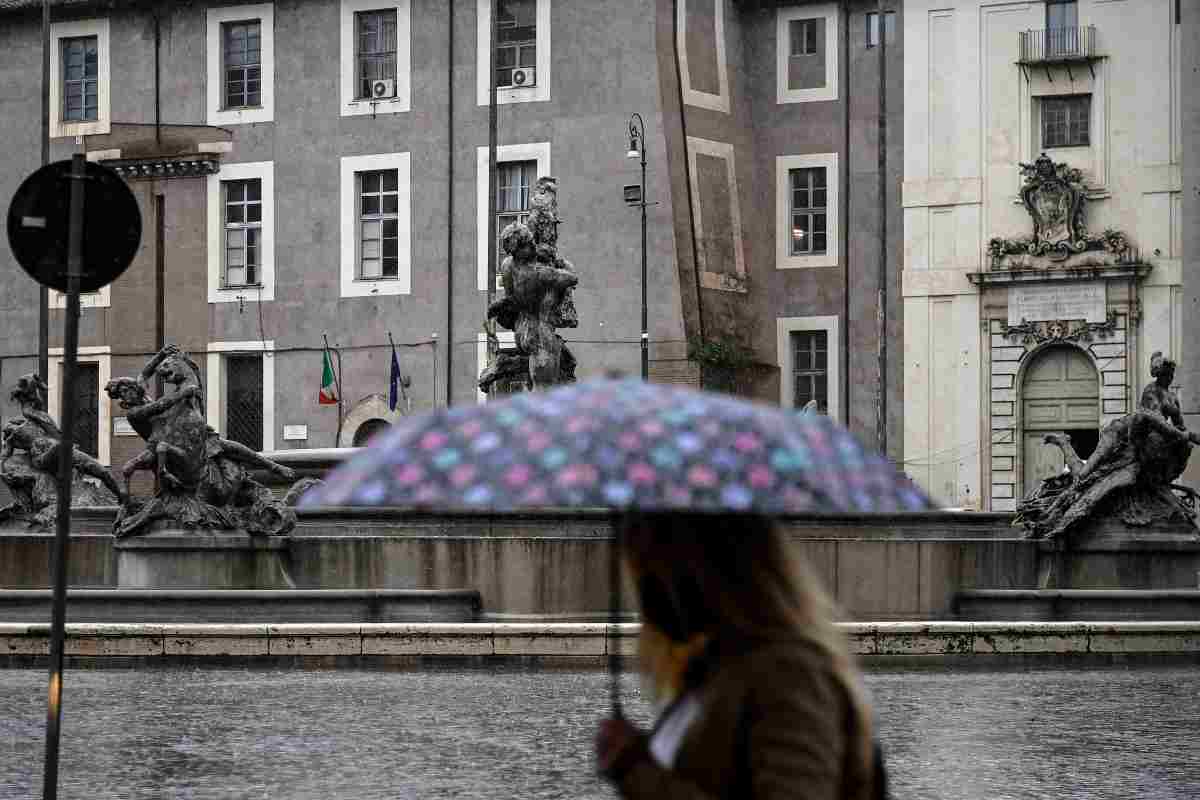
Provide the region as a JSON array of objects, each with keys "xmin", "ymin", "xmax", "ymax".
[
  {"xmin": 107, "ymin": 344, "xmax": 304, "ymax": 538},
  {"xmin": 480, "ymin": 176, "xmax": 579, "ymax": 395},
  {"xmin": 1017, "ymin": 352, "xmax": 1199, "ymax": 539},
  {"xmin": 0, "ymin": 373, "xmax": 122, "ymax": 527}
]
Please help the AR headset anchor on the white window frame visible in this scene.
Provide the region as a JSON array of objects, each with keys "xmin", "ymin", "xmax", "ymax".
[
  {"xmin": 208, "ymin": 161, "xmax": 275, "ymax": 303},
  {"xmin": 50, "ymin": 286, "xmax": 110, "ymax": 309},
  {"xmin": 776, "ymin": 316, "xmax": 839, "ymax": 422},
  {"xmin": 776, "ymin": 3, "xmax": 838, "ymax": 104},
  {"xmin": 47, "ymin": 345, "xmax": 112, "ymax": 466},
  {"xmin": 476, "ymin": 142, "xmax": 550, "ymax": 290},
  {"xmin": 340, "ymin": 0, "xmax": 411, "ymax": 116},
  {"xmin": 206, "ymin": 340, "xmax": 276, "ymax": 452},
  {"xmin": 476, "ymin": 0, "xmax": 551, "ymax": 106},
  {"xmin": 686, "ymin": 136, "xmax": 745, "ymax": 291},
  {"xmin": 49, "ymin": 19, "xmax": 110, "ymax": 138},
  {"xmin": 676, "ymin": 0, "xmax": 729, "ymax": 113},
  {"xmin": 776, "ymin": 153, "xmax": 839, "ymax": 269},
  {"xmin": 340, "ymin": 152, "xmax": 412, "ymax": 297},
  {"xmin": 477, "ymin": 330, "xmax": 517, "ymax": 403},
  {"xmin": 207, "ymin": 3, "xmax": 275, "ymax": 125}
]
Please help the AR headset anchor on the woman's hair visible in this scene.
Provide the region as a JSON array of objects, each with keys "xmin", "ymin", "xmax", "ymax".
[{"xmin": 622, "ymin": 512, "xmax": 873, "ymax": 773}]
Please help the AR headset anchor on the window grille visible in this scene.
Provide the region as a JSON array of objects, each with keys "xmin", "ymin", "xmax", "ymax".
[
  {"xmin": 789, "ymin": 167, "xmax": 828, "ymax": 256},
  {"xmin": 225, "ymin": 355, "xmax": 264, "ymax": 452},
  {"xmin": 61, "ymin": 36, "xmax": 98, "ymax": 121},
  {"xmin": 223, "ymin": 20, "xmax": 262, "ymax": 108},
  {"xmin": 356, "ymin": 9, "xmax": 397, "ymax": 98},
  {"xmin": 73, "ymin": 363, "xmax": 100, "ymax": 458},
  {"xmin": 791, "ymin": 331, "xmax": 829, "ymax": 411},
  {"xmin": 1042, "ymin": 95, "xmax": 1090, "ymax": 148},
  {"xmin": 223, "ymin": 179, "xmax": 262, "ymax": 288},
  {"xmin": 496, "ymin": 0, "xmax": 536, "ymax": 87},
  {"xmin": 359, "ymin": 169, "xmax": 400, "ymax": 280}
]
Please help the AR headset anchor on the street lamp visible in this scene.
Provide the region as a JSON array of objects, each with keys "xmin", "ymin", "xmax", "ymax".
[{"xmin": 626, "ymin": 113, "xmax": 648, "ymax": 381}]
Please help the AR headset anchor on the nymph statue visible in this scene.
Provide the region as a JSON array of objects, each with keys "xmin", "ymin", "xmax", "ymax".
[
  {"xmin": 1017, "ymin": 352, "xmax": 1199, "ymax": 539},
  {"xmin": 480, "ymin": 176, "xmax": 579, "ymax": 395}
]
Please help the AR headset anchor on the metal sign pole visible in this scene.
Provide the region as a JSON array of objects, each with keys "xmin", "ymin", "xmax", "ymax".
[{"xmin": 42, "ymin": 152, "xmax": 86, "ymax": 800}]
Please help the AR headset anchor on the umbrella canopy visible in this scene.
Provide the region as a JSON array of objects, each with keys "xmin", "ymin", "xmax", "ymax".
[{"xmin": 300, "ymin": 378, "xmax": 930, "ymax": 514}]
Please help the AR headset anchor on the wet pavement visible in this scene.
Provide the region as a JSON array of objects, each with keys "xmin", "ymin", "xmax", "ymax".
[{"xmin": 1, "ymin": 665, "xmax": 1198, "ymax": 798}]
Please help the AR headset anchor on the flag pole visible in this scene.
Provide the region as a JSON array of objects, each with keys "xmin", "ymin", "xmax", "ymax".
[{"xmin": 323, "ymin": 332, "xmax": 344, "ymax": 447}]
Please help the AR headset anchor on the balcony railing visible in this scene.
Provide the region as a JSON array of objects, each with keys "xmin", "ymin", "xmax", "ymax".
[{"xmin": 1019, "ymin": 26, "xmax": 1099, "ymax": 64}]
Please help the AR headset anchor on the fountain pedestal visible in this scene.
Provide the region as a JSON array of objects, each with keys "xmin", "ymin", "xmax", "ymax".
[
  {"xmin": 1038, "ymin": 517, "xmax": 1200, "ymax": 590},
  {"xmin": 114, "ymin": 529, "xmax": 293, "ymax": 589}
]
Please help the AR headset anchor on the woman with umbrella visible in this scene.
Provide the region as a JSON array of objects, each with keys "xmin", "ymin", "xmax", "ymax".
[
  {"xmin": 304, "ymin": 378, "xmax": 921, "ymax": 799},
  {"xmin": 595, "ymin": 511, "xmax": 883, "ymax": 799}
]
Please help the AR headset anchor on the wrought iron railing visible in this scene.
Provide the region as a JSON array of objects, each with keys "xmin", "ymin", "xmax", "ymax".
[{"xmin": 1019, "ymin": 26, "xmax": 1098, "ymax": 62}]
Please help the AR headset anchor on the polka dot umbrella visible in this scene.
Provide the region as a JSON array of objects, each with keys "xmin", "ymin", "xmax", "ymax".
[
  {"xmin": 300, "ymin": 376, "xmax": 931, "ymax": 721},
  {"xmin": 300, "ymin": 377, "xmax": 931, "ymax": 515}
]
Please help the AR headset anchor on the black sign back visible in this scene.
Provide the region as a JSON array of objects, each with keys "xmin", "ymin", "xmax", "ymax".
[{"xmin": 6, "ymin": 160, "xmax": 141, "ymax": 293}]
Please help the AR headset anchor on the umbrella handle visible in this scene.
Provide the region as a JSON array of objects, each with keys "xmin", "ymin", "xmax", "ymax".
[{"xmin": 608, "ymin": 515, "xmax": 624, "ymax": 720}]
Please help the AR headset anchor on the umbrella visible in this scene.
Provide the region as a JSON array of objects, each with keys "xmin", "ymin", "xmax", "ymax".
[
  {"xmin": 300, "ymin": 377, "xmax": 931, "ymax": 718},
  {"xmin": 300, "ymin": 377, "xmax": 930, "ymax": 515}
]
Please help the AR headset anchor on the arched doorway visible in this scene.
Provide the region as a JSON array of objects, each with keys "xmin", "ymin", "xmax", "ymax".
[
  {"xmin": 1020, "ymin": 345, "xmax": 1100, "ymax": 497},
  {"xmin": 352, "ymin": 418, "xmax": 391, "ymax": 447}
]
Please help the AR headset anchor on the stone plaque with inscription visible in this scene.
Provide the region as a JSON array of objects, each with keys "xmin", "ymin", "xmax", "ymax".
[{"xmin": 1008, "ymin": 283, "xmax": 1106, "ymax": 325}]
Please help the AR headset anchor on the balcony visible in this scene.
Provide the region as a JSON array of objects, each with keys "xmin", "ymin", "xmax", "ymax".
[{"xmin": 1018, "ymin": 26, "xmax": 1104, "ymax": 81}]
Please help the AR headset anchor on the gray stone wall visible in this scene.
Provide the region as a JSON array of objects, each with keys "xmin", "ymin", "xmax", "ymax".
[{"xmin": 0, "ymin": 0, "xmax": 688, "ymax": 458}]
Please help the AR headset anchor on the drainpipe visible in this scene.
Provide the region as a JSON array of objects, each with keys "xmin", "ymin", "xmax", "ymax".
[
  {"xmin": 38, "ymin": 0, "xmax": 50, "ymax": 384},
  {"xmin": 876, "ymin": 0, "xmax": 888, "ymax": 457},
  {"xmin": 445, "ymin": 0, "xmax": 455, "ymax": 407},
  {"xmin": 841, "ymin": 0, "xmax": 851, "ymax": 424},
  {"xmin": 486, "ymin": 0, "xmax": 499, "ymax": 366},
  {"xmin": 154, "ymin": 9, "xmax": 161, "ymax": 146}
]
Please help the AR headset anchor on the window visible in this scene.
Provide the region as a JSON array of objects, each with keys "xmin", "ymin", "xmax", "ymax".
[
  {"xmin": 72, "ymin": 364, "xmax": 101, "ymax": 458},
  {"xmin": 476, "ymin": 142, "xmax": 550, "ymax": 289},
  {"xmin": 777, "ymin": 4, "xmax": 838, "ymax": 104},
  {"xmin": 207, "ymin": 4, "xmax": 274, "ymax": 124},
  {"xmin": 49, "ymin": 19, "xmax": 109, "ymax": 137},
  {"xmin": 790, "ymin": 19, "xmax": 816, "ymax": 56},
  {"xmin": 341, "ymin": 2, "xmax": 410, "ymax": 116},
  {"xmin": 222, "ymin": 21, "xmax": 261, "ymax": 108},
  {"xmin": 358, "ymin": 170, "xmax": 401, "ymax": 280},
  {"xmin": 866, "ymin": 11, "xmax": 896, "ymax": 48},
  {"xmin": 208, "ymin": 161, "xmax": 274, "ymax": 303},
  {"xmin": 48, "ymin": 346, "xmax": 112, "ymax": 466},
  {"xmin": 226, "ymin": 355, "xmax": 264, "ymax": 451},
  {"xmin": 341, "ymin": 153, "xmax": 411, "ymax": 296},
  {"xmin": 205, "ymin": 341, "xmax": 275, "ymax": 452},
  {"xmin": 789, "ymin": 168, "xmax": 827, "ymax": 256},
  {"xmin": 776, "ymin": 153, "xmax": 838, "ymax": 268},
  {"xmin": 496, "ymin": 0, "xmax": 536, "ymax": 88},
  {"xmin": 477, "ymin": 0, "xmax": 550, "ymax": 105},
  {"xmin": 222, "ymin": 179, "xmax": 262, "ymax": 288},
  {"xmin": 61, "ymin": 36, "xmax": 98, "ymax": 121},
  {"xmin": 790, "ymin": 331, "xmax": 828, "ymax": 412},
  {"xmin": 356, "ymin": 9, "xmax": 397, "ymax": 98},
  {"xmin": 1045, "ymin": 0, "xmax": 1078, "ymax": 30},
  {"xmin": 1042, "ymin": 95, "xmax": 1090, "ymax": 148},
  {"xmin": 496, "ymin": 160, "xmax": 537, "ymax": 265},
  {"xmin": 776, "ymin": 317, "xmax": 839, "ymax": 418}
]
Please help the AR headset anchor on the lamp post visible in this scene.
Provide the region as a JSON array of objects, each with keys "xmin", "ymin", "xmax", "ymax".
[{"xmin": 626, "ymin": 113, "xmax": 648, "ymax": 381}]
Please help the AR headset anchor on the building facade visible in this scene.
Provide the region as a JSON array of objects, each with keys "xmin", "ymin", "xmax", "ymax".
[
  {"xmin": 0, "ymin": 0, "xmax": 904, "ymax": 480},
  {"xmin": 901, "ymin": 0, "xmax": 1197, "ymax": 509}
]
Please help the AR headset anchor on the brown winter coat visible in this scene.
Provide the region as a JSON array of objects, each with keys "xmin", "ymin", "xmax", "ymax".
[{"xmin": 614, "ymin": 639, "xmax": 875, "ymax": 800}]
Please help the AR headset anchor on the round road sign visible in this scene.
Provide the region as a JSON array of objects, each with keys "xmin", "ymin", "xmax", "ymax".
[{"xmin": 6, "ymin": 159, "xmax": 141, "ymax": 293}]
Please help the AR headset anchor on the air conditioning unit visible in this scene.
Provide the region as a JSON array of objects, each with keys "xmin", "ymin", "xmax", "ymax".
[
  {"xmin": 510, "ymin": 68, "xmax": 535, "ymax": 88},
  {"xmin": 370, "ymin": 79, "xmax": 396, "ymax": 99}
]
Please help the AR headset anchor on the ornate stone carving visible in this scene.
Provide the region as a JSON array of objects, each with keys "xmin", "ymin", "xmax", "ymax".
[
  {"xmin": 0, "ymin": 374, "xmax": 122, "ymax": 528},
  {"xmin": 1002, "ymin": 311, "xmax": 1118, "ymax": 349},
  {"xmin": 987, "ymin": 154, "xmax": 1132, "ymax": 269},
  {"xmin": 106, "ymin": 344, "xmax": 305, "ymax": 538},
  {"xmin": 480, "ymin": 176, "xmax": 579, "ymax": 396},
  {"xmin": 1016, "ymin": 352, "xmax": 1200, "ymax": 539}
]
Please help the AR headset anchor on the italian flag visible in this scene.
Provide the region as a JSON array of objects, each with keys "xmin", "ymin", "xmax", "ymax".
[{"xmin": 319, "ymin": 348, "xmax": 339, "ymax": 405}]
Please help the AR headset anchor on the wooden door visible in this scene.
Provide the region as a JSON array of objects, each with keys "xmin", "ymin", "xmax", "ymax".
[{"xmin": 1019, "ymin": 346, "xmax": 1099, "ymax": 497}]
